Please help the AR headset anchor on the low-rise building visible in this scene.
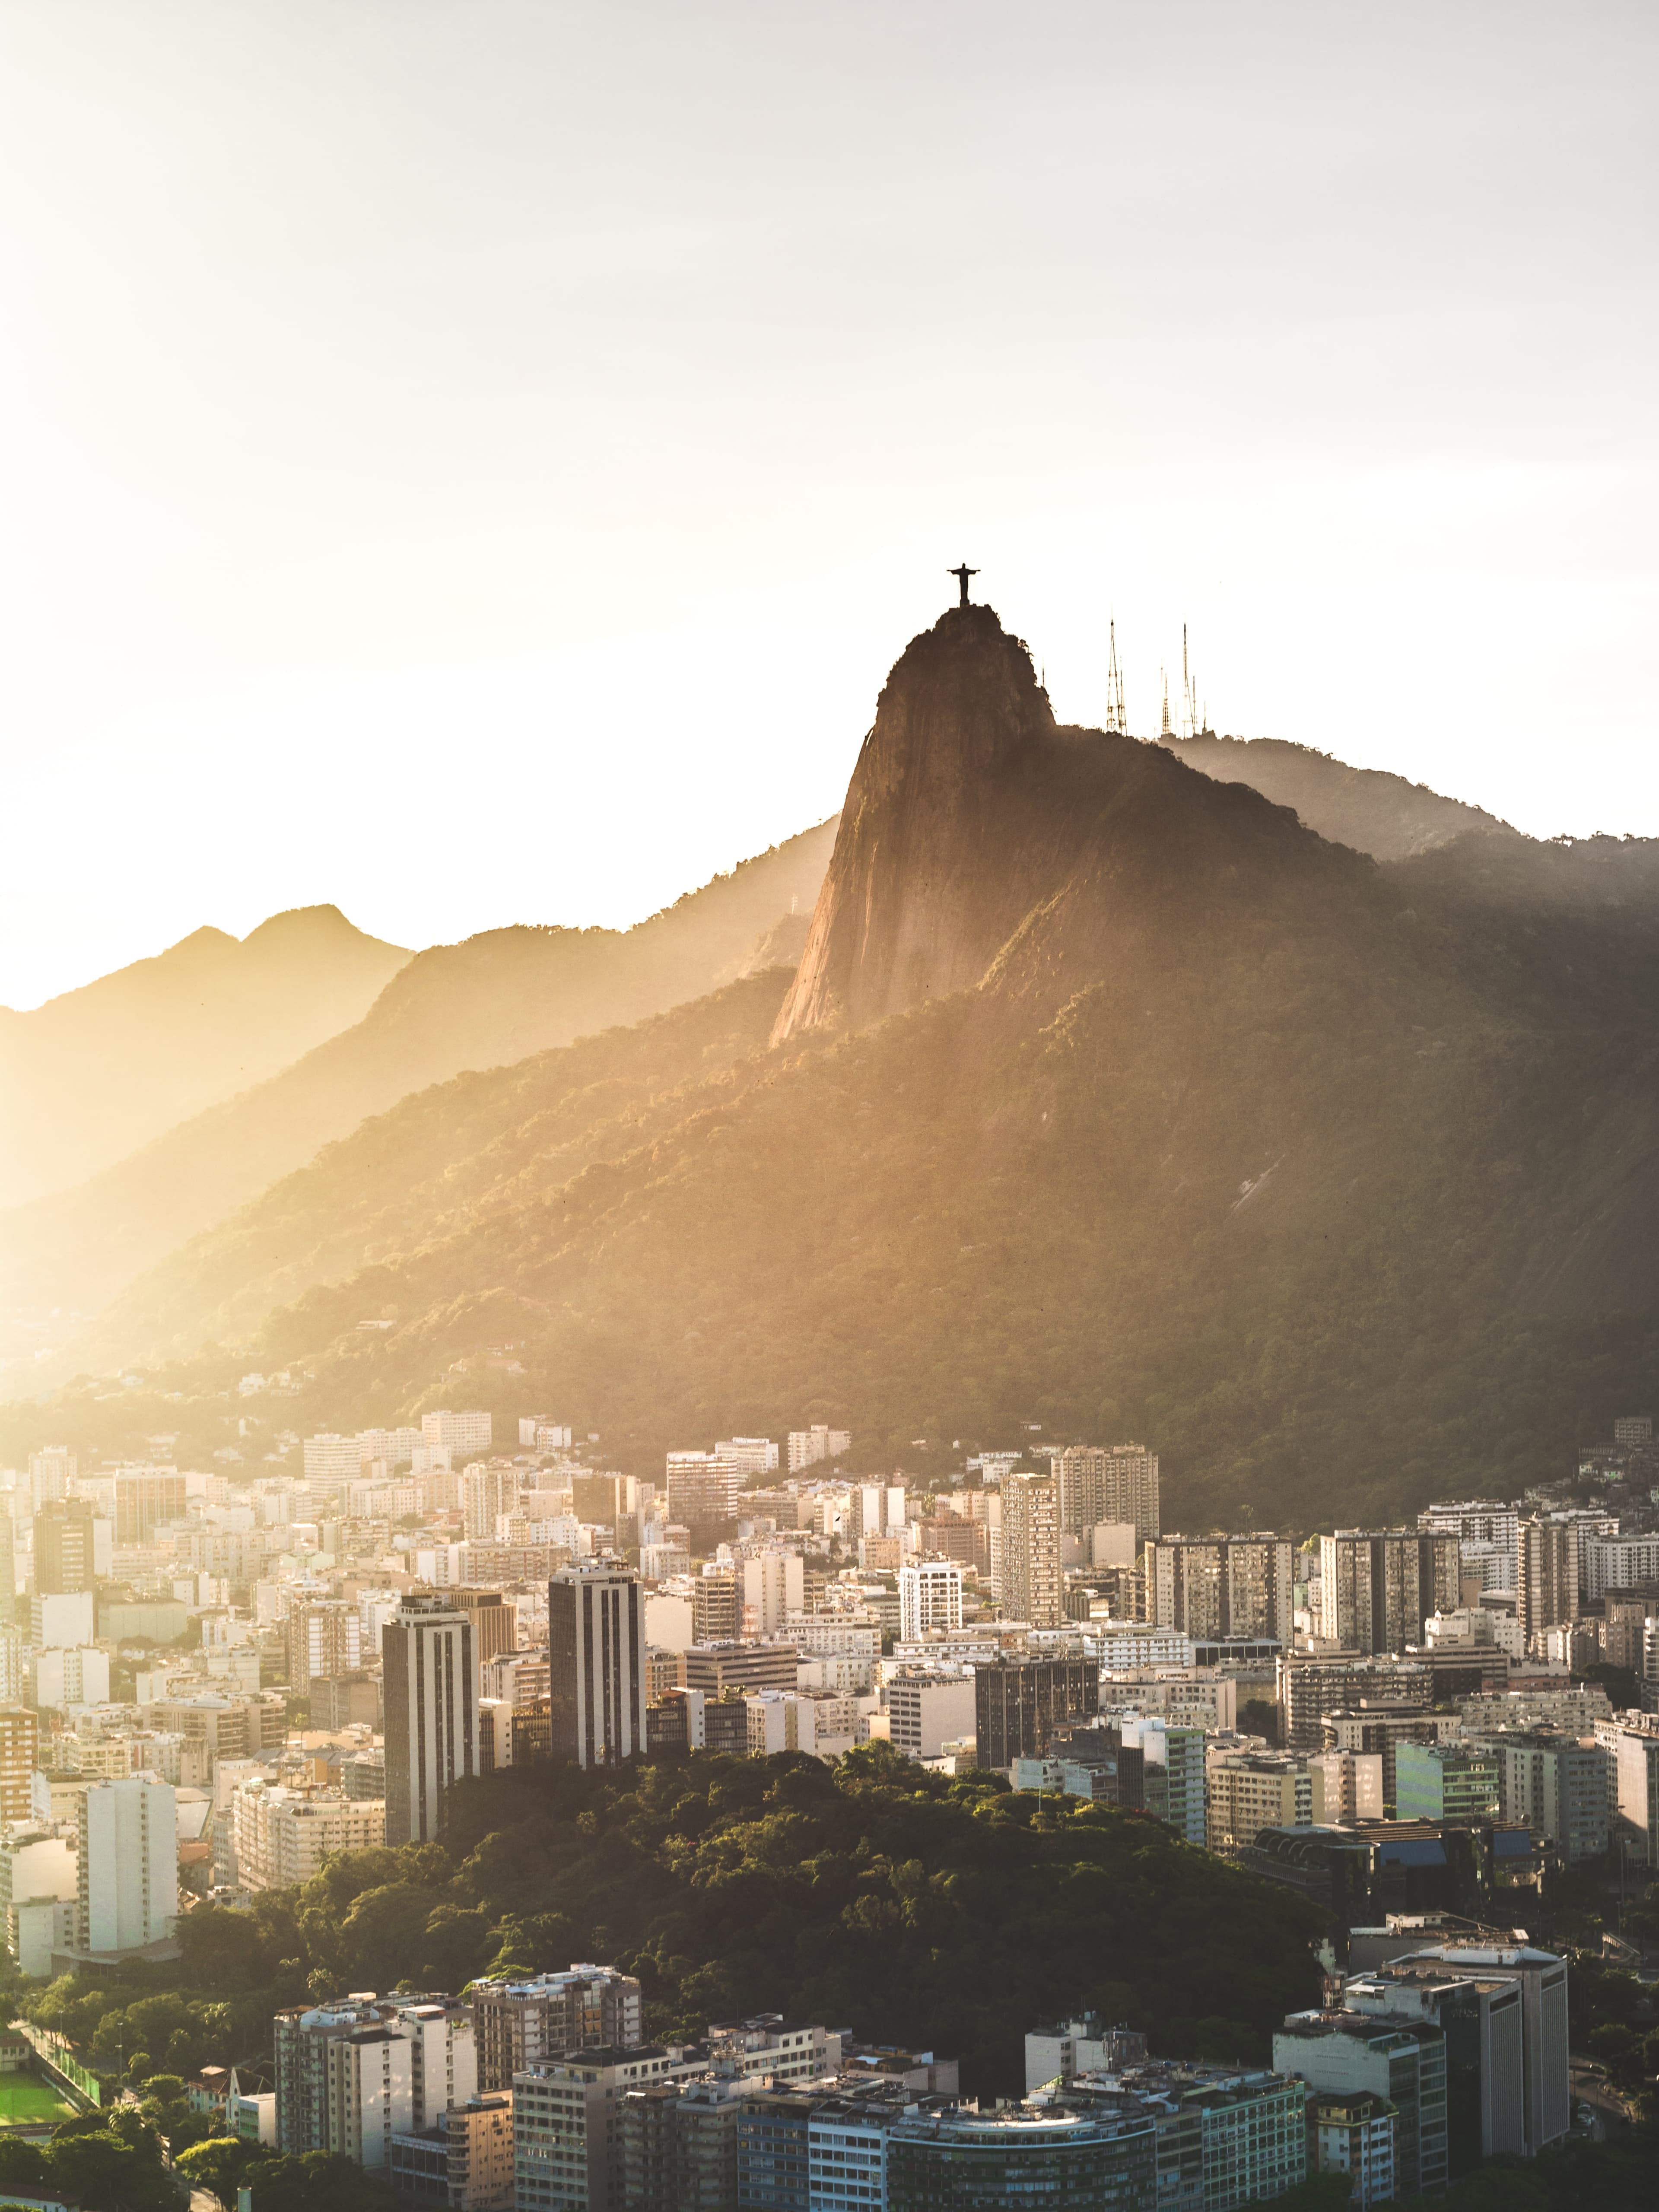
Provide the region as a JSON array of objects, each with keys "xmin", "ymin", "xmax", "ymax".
[
  {"xmin": 1205, "ymin": 1750, "xmax": 1324, "ymax": 1850},
  {"xmin": 0, "ymin": 1827, "xmax": 76, "ymax": 1977},
  {"xmin": 1308, "ymin": 2090, "xmax": 1396, "ymax": 2209},
  {"xmin": 1464, "ymin": 1729, "xmax": 1611, "ymax": 1864},
  {"xmin": 887, "ymin": 2103, "xmax": 1159, "ymax": 2212},
  {"xmin": 466, "ymin": 1964, "xmax": 645, "ymax": 2096},
  {"xmin": 1395, "ymin": 1740, "xmax": 1501, "ymax": 1822},
  {"xmin": 231, "ymin": 1781, "xmax": 385, "ymax": 1890},
  {"xmin": 884, "ymin": 1670, "xmax": 977, "ymax": 1762}
]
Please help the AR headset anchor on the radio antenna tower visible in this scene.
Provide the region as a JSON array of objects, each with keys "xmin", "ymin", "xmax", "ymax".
[
  {"xmin": 1160, "ymin": 669, "xmax": 1172, "ymax": 739},
  {"xmin": 1106, "ymin": 617, "xmax": 1127, "ymax": 735},
  {"xmin": 1182, "ymin": 623, "xmax": 1198, "ymax": 741}
]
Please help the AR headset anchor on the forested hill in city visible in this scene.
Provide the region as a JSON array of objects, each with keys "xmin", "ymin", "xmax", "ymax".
[
  {"xmin": 13, "ymin": 604, "xmax": 1659, "ymax": 1529},
  {"xmin": 0, "ymin": 904, "xmax": 412, "ymax": 1210},
  {"xmin": 0, "ymin": 822, "xmax": 835, "ymax": 1386},
  {"xmin": 28, "ymin": 1749, "xmax": 1323, "ymax": 2098}
]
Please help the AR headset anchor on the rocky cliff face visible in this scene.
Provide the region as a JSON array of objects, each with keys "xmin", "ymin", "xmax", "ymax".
[
  {"xmin": 773, "ymin": 601, "xmax": 1362, "ymax": 1043},
  {"xmin": 772, "ymin": 606, "xmax": 1058, "ymax": 1039}
]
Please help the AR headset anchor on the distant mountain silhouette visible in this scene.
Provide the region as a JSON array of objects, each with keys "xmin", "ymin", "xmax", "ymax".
[
  {"xmin": 0, "ymin": 824, "xmax": 836, "ymax": 1380},
  {"xmin": 1160, "ymin": 730, "xmax": 1511, "ymax": 861},
  {"xmin": 0, "ymin": 907, "xmax": 410, "ymax": 1210},
  {"xmin": 18, "ymin": 607, "xmax": 1658, "ymax": 1529}
]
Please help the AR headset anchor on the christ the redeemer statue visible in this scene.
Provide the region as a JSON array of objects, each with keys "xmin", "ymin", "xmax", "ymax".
[{"xmin": 950, "ymin": 564, "xmax": 978, "ymax": 607}]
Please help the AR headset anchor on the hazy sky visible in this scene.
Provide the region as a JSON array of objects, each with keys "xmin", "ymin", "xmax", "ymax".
[{"xmin": 2, "ymin": 2, "xmax": 1655, "ymax": 1007}]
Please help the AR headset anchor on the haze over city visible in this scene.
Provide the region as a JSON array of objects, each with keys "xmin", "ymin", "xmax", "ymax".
[{"xmin": 0, "ymin": 13, "xmax": 1657, "ymax": 2211}]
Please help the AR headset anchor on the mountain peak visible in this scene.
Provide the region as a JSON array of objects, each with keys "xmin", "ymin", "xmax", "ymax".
[
  {"xmin": 772, "ymin": 606, "xmax": 1057, "ymax": 1040},
  {"xmin": 858, "ymin": 603, "xmax": 1055, "ymax": 797}
]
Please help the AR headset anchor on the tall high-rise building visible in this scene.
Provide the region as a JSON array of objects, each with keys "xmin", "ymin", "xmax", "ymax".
[
  {"xmin": 303, "ymin": 1433, "xmax": 367, "ymax": 1497},
  {"xmin": 974, "ymin": 1657, "xmax": 1098, "ymax": 1770},
  {"xmin": 1145, "ymin": 1534, "xmax": 1295, "ymax": 1643},
  {"xmin": 275, "ymin": 1998, "xmax": 413, "ymax": 2165},
  {"xmin": 462, "ymin": 1461, "xmax": 521, "ymax": 1541},
  {"xmin": 76, "ymin": 1777, "xmax": 178, "ymax": 1955},
  {"xmin": 665, "ymin": 1452, "xmax": 741, "ymax": 1530},
  {"xmin": 692, "ymin": 1568, "xmax": 740, "ymax": 1644},
  {"xmin": 284, "ymin": 1600, "xmax": 364, "ymax": 1688},
  {"xmin": 423, "ymin": 1409, "xmax": 494, "ymax": 1456},
  {"xmin": 27, "ymin": 1449, "xmax": 75, "ymax": 1512},
  {"xmin": 1318, "ymin": 1532, "xmax": 1460, "ymax": 1655},
  {"xmin": 786, "ymin": 1426, "xmax": 851, "ymax": 1473},
  {"xmin": 0, "ymin": 1710, "xmax": 37, "ymax": 1824},
  {"xmin": 898, "ymin": 1560, "xmax": 963, "ymax": 1643},
  {"xmin": 1417, "ymin": 1501, "xmax": 1520, "ymax": 1593},
  {"xmin": 1054, "ymin": 1445, "xmax": 1160, "ymax": 1544},
  {"xmin": 741, "ymin": 1554, "xmax": 804, "ymax": 1636},
  {"xmin": 549, "ymin": 1562, "xmax": 648, "ymax": 1770},
  {"xmin": 32, "ymin": 1500, "xmax": 96, "ymax": 1596},
  {"xmin": 382, "ymin": 1595, "xmax": 478, "ymax": 1847},
  {"xmin": 1516, "ymin": 1520, "xmax": 1579, "ymax": 1648},
  {"xmin": 112, "ymin": 1466, "xmax": 188, "ymax": 1546},
  {"xmin": 1002, "ymin": 1472, "xmax": 1062, "ymax": 1629},
  {"xmin": 451, "ymin": 1589, "xmax": 518, "ymax": 1666}
]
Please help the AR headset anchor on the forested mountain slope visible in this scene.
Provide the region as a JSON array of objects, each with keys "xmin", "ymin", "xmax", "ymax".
[{"xmin": 16, "ymin": 608, "xmax": 1658, "ymax": 1530}]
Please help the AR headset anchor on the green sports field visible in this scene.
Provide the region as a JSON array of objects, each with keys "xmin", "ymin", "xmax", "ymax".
[{"xmin": 0, "ymin": 2072, "xmax": 76, "ymax": 2125}]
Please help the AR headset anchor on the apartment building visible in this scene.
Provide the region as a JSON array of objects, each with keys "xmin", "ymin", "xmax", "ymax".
[
  {"xmin": 383, "ymin": 1594, "xmax": 479, "ymax": 1845},
  {"xmin": 513, "ymin": 2045, "xmax": 707, "ymax": 2212},
  {"xmin": 884, "ymin": 1670, "xmax": 977, "ymax": 1762},
  {"xmin": 1277, "ymin": 1653, "xmax": 1431, "ymax": 1753},
  {"xmin": 974, "ymin": 1656, "xmax": 1098, "ymax": 1770},
  {"xmin": 1054, "ymin": 1445, "xmax": 1161, "ymax": 1545},
  {"xmin": 423, "ymin": 1410, "xmax": 494, "ymax": 1456},
  {"xmin": 898, "ymin": 1560, "xmax": 963, "ymax": 1643},
  {"xmin": 231, "ymin": 1782, "xmax": 386, "ymax": 1890},
  {"xmin": 1517, "ymin": 1520, "xmax": 1579, "ymax": 1647},
  {"xmin": 1001, "ymin": 1471, "xmax": 1062, "ymax": 1630},
  {"xmin": 471, "ymin": 1967, "xmax": 644, "ymax": 2095},
  {"xmin": 1318, "ymin": 1532, "xmax": 1460, "ymax": 1655},
  {"xmin": 1274, "ymin": 2009, "xmax": 1448, "ymax": 2199},
  {"xmin": 1595, "ymin": 1713, "xmax": 1659, "ymax": 1868},
  {"xmin": 1145, "ymin": 1533, "xmax": 1294, "ymax": 1644},
  {"xmin": 1466, "ymin": 1730, "xmax": 1611, "ymax": 1864},
  {"xmin": 1205, "ymin": 1751, "xmax": 1325, "ymax": 1851},
  {"xmin": 76, "ymin": 1777, "xmax": 177, "ymax": 1957}
]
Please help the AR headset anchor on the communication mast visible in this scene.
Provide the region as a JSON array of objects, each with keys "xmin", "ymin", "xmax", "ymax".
[
  {"xmin": 1106, "ymin": 618, "xmax": 1128, "ymax": 735},
  {"xmin": 1181, "ymin": 622, "xmax": 1199, "ymax": 742},
  {"xmin": 1160, "ymin": 670, "xmax": 1172, "ymax": 739}
]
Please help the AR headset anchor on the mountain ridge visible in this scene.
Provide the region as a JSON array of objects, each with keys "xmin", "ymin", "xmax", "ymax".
[
  {"xmin": 0, "ymin": 905, "xmax": 412, "ymax": 1211},
  {"xmin": 0, "ymin": 824, "xmax": 838, "ymax": 1386},
  {"xmin": 10, "ymin": 603, "xmax": 1658, "ymax": 1532}
]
